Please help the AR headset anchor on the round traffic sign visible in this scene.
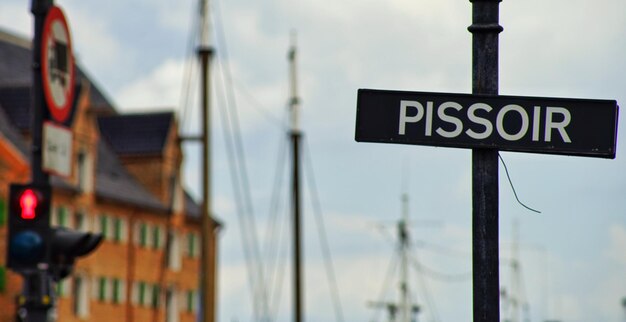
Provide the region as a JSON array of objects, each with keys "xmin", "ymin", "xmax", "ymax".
[{"xmin": 41, "ymin": 6, "xmax": 75, "ymax": 124}]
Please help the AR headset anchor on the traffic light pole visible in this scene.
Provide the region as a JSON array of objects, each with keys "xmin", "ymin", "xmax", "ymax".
[
  {"xmin": 16, "ymin": 272, "xmax": 54, "ymax": 322},
  {"xmin": 30, "ymin": 0, "xmax": 52, "ymax": 186},
  {"xmin": 19, "ymin": 1, "xmax": 54, "ymax": 321}
]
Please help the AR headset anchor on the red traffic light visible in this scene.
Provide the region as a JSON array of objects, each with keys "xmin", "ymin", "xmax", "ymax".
[
  {"xmin": 20, "ymin": 189, "xmax": 39, "ymax": 220},
  {"xmin": 7, "ymin": 183, "xmax": 52, "ymax": 271}
]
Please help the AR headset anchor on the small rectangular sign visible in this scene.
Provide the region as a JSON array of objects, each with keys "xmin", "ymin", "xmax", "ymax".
[
  {"xmin": 355, "ymin": 89, "xmax": 619, "ymax": 158},
  {"xmin": 43, "ymin": 121, "xmax": 73, "ymax": 177}
]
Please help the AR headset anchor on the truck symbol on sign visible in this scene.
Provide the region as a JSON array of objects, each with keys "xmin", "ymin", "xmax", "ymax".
[{"xmin": 48, "ymin": 41, "xmax": 68, "ymax": 87}]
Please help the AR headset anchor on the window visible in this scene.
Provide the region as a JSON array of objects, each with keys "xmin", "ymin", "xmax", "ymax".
[
  {"xmin": 112, "ymin": 279, "xmax": 119, "ymax": 303},
  {"xmin": 98, "ymin": 215, "xmax": 110, "ymax": 240},
  {"xmin": 167, "ymin": 231, "xmax": 181, "ymax": 271},
  {"xmin": 73, "ymin": 276, "xmax": 89, "ymax": 318},
  {"xmin": 113, "ymin": 218, "xmax": 126, "ymax": 243},
  {"xmin": 186, "ymin": 233, "xmax": 199, "ymax": 258},
  {"xmin": 0, "ymin": 266, "xmax": 6, "ymax": 293},
  {"xmin": 77, "ymin": 150, "xmax": 93, "ymax": 193},
  {"xmin": 97, "ymin": 277, "xmax": 108, "ymax": 302},
  {"xmin": 138, "ymin": 223, "xmax": 150, "ymax": 247},
  {"xmin": 74, "ymin": 211, "xmax": 87, "ymax": 231},
  {"xmin": 56, "ymin": 278, "xmax": 72, "ymax": 298},
  {"xmin": 0, "ymin": 198, "xmax": 6, "ymax": 227},
  {"xmin": 170, "ymin": 174, "xmax": 183, "ymax": 213},
  {"xmin": 153, "ymin": 225, "xmax": 162, "ymax": 249},
  {"xmin": 139, "ymin": 282, "xmax": 147, "ymax": 306},
  {"xmin": 133, "ymin": 281, "xmax": 148, "ymax": 306},
  {"xmin": 135, "ymin": 222, "xmax": 165, "ymax": 249},
  {"xmin": 56, "ymin": 281, "xmax": 63, "ymax": 297},
  {"xmin": 112, "ymin": 279, "xmax": 125, "ymax": 304},
  {"xmin": 185, "ymin": 290, "xmax": 197, "ymax": 313},
  {"xmin": 166, "ymin": 288, "xmax": 179, "ymax": 322},
  {"xmin": 54, "ymin": 206, "xmax": 70, "ymax": 228},
  {"xmin": 151, "ymin": 284, "xmax": 160, "ymax": 308}
]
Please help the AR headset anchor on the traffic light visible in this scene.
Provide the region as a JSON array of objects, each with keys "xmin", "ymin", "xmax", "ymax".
[
  {"xmin": 50, "ymin": 227, "xmax": 102, "ymax": 280},
  {"xmin": 6, "ymin": 183, "xmax": 102, "ymax": 280},
  {"xmin": 7, "ymin": 184, "xmax": 52, "ymax": 272}
]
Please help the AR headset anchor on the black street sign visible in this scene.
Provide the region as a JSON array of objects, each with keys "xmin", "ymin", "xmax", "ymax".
[{"xmin": 356, "ymin": 89, "xmax": 619, "ymax": 158}]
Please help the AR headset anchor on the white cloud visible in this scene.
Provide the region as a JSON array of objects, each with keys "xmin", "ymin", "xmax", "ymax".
[
  {"xmin": 0, "ymin": 3, "xmax": 31, "ymax": 36},
  {"xmin": 606, "ymin": 224, "xmax": 626, "ymax": 266},
  {"xmin": 57, "ymin": 4, "xmax": 127, "ymax": 89},
  {"xmin": 153, "ymin": 0, "xmax": 195, "ymax": 33},
  {"xmin": 117, "ymin": 58, "xmax": 185, "ymax": 110}
]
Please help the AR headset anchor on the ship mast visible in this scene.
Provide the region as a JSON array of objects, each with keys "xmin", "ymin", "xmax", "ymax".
[
  {"xmin": 399, "ymin": 192, "xmax": 410, "ymax": 322},
  {"xmin": 368, "ymin": 173, "xmax": 421, "ymax": 322},
  {"xmin": 288, "ymin": 32, "xmax": 304, "ymax": 322},
  {"xmin": 198, "ymin": 0, "xmax": 217, "ymax": 322}
]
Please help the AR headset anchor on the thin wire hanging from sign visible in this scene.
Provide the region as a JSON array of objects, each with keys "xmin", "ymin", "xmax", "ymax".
[{"xmin": 498, "ymin": 153, "xmax": 541, "ymax": 214}]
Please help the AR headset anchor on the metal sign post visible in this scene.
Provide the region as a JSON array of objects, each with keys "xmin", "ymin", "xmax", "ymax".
[
  {"xmin": 469, "ymin": 1, "xmax": 501, "ymax": 321},
  {"xmin": 31, "ymin": 0, "xmax": 53, "ymax": 187},
  {"xmin": 19, "ymin": 1, "xmax": 55, "ymax": 321}
]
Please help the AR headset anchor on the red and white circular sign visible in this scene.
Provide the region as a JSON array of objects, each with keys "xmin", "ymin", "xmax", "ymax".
[{"xmin": 41, "ymin": 6, "xmax": 75, "ymax": 124}]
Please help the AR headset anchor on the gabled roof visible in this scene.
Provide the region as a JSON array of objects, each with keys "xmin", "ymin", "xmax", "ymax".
[
  {"xmin": 98, "ymin": 112, "xmax": 174, "ymax": 156},
  {"xmin": 0, "ymin": 103, "xmax": 29, "ymax": 163},
  {"xmin": 96, "ymin": 139, "xmax": 167, "ymax": 212},
  {"xmin": 0, "ymin": 85, "xmax": 32, "ymax": 132},
  {"xmin": 0, "ymin": 28, "xmax": 116, "ymax": 115},
  {"xmin": 0, "ymin": 30, "xmax": 31, "ymax": 86},
  {"xmin": 0, "ymin": 83, "xmax": 84, "ymax": 132},
  {"xmin": 0, "ymin": 89, "xmax": 165, "ymax": 210}
]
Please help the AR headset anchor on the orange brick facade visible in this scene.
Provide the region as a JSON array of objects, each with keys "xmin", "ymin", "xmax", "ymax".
[{"xmin": 0, "ymin": 66, "xmax": 219, "ymax": 321}]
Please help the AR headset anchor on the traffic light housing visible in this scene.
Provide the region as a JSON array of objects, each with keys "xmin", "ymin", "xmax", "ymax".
[
  {"xmin": 6, "ymin": 183, "xmax": 102, "ymax": 280},
  {"xmin": 50, "ymin": 227, "xmax": 102, "ymax": 280},
  {"xmin": 7, "ymin": 184, "xmax": 52, "ymax": 272}
]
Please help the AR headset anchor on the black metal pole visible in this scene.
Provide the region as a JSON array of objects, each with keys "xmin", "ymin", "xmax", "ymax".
[
  {"xmin": 31, "ymin": 0, "xmax": 52, "ymax": 186},
  {"xmin": 288, "ymin": 38, "xmax": 303, "ymax": 322},
  {"xmin": 16, "ymin": 272, "xmax": 54, "ymax": 322},
  {"xmin": 22, "ymin": 1, "xmax": 54, "ymax": 322},
  {"xmin": 291, "ymin": 130, "xmax": 303, "ymax": 322},
  {"xmin": 468, "ymin": 1, "xmax": 502, "ymax": 322}
]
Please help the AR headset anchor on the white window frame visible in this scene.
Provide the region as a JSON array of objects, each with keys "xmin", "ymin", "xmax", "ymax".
[
  {"xmin": 112, "ymin": 278, "xmax": 126, "ymax": 304},
  {"xmin": 52, "ymin": 206, "xmax": 72, "ymax": 228},
  {"xmin": 74, "ymin": 209, "xmax": 90, "ymax": 232},
  {"xmin": 167, "ymin": 231, "xmax": 181, "ymax": 271},
  {"xmin": 112, "ymin": 217, "xmax": 127, "ymax": 243},
  {"xmin": 94, "ymin": 276, "xmax": 110, "ymax": 302},
  {"xmin": 166, "ymin": 287, "xmax": 179, "ymax": 322},
  {"xmin": 185, "ymin": 232, "xmax": 200, "ymax": 258},
  {"xmin": 74, "ymin": 275, "xmax": 90, "ymax": 318},
  {"xmin": 77, "ymin": 150, "xmax": 94, "ymax": 193},
  {"xmin": 136, "ymin": 222, "xmax": 152, "ymax": 248},
  {"xmin": 171, "ymin": 174, "xmax": 184, "ymax": 214},
  {"xmin": 56, "ymin": 278, "xmax": 72, "ymax": 298},
  {"xmin": 153, "ymin": 225, "xmax": 165, "ymax": 250}
]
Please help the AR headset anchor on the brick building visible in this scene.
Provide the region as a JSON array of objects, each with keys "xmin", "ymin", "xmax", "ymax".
[{"xmin": 0, "ymin": 29, "xmax": 220, "ymax": 322}]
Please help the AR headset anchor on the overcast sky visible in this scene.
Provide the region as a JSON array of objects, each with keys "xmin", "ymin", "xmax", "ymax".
[{"xmin": 2, "ymin": 1, "xmax": 626, "ymax": 321}]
